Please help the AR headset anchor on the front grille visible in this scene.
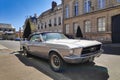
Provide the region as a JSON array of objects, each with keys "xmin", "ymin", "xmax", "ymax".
[{"xmin": 81, "ymin": 45, "xmax": 101, "ymax": 55}]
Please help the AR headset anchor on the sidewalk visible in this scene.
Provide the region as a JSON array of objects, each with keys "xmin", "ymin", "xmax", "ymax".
[
  {"xmin": 0, "ymin": 44, "xmax": 53, "ymax": 80},
  {"xmin": 0, "ymin": 54, "xmax": 53, "ymax": 80},
  {"xmin": 0, "ymin": 44, "xmax": 13, "ymax": 54}
]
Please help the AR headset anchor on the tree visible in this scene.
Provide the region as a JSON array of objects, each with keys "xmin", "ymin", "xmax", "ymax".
[
  {"xmin": 23, "ymin": 21, "xmax": 31, "ymax": 38},
  {"xmin": 76, "ymin": 26, "xmax": 83, "ymax": 38}
]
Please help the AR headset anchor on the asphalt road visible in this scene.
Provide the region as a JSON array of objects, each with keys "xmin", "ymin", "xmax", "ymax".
[
  {"xmin": 16, "ymin": 54, "xmax": 109, "ymax": 80},
  {"xmin": 0, "ymin": 40, "xmax": 120, "ymax": 80}
]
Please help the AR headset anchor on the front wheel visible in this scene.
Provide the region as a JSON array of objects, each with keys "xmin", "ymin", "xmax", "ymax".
[
  {"xmin": 23, "ymin": 48, "xmax": 30, "ymax": 57},
  {"xmin": 49, "ymin": 53, "xmax": 65, "ymax": 72},
  {"xmin": 86, "ymin": 57, "xmax": 94, "ymax": 63}
]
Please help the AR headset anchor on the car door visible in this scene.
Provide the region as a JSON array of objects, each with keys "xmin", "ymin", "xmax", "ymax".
[
  {"xmin": 28, "ymin": 34, "xmax": 39, "ymax": 55},
  {"xmin": 28, "ymin": 34, "xmax": 48, "ymax": 58}
]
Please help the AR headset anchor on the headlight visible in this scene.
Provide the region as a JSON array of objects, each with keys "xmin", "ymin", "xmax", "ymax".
[
  {"xmin": 71, "ymin": 48, "xmax": 82, "ymax": 55},
  {"xmin": 69, "ymin": 49, "xmax": 74, "ymax": 54}
]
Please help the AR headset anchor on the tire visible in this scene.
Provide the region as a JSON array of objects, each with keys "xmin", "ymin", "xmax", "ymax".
[
  {"xmin": 49, "ymin": 52, "xmax": 65, "ymax": 72},
  {"xmin": 89, "ymin": 57, "xmax": 94, "ymax": 62},
  {"xmin": 23, "ymin": 47, "xmax": 30, "ymax": 57},
  {"xmin": 87, "ymin": 57, "xmax": 94, "ymax": 63}
]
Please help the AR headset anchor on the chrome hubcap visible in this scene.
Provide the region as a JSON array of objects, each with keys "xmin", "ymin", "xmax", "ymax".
[{"xmin": 51, "ymin": 55, "xmax": 60, "ymax": 68}]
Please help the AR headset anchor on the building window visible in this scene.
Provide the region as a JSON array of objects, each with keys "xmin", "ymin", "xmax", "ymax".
[
  {"xmin": 98, "ymin": 0, "xmax": 105, "ymax": 9},
  {"xmin": 49, "ymin": 19, "xmax": 52, "ymax": 27},
  {"xmin": 74, "ymin": 1, "xmax": 79, "ymax": 16},
  {"xmin": 42, "ymin": 23, "xmax": 44, "ymax": 29},
  {"xmin": 45, "ymin": 22, "xmax": 47, "ymax": 28},
  {"xmin": 84, "ymin": 0, "xmax": 91, "ymax": 13},
  {"xmin": 38, "ymin": 24, "xmax": 40, "ymax": 30},
  {"xmin": 73, "ymin": 23, "xmax": 78, "ymax": 34},
  {"xmin": 9, "ymin": 29, "xmax": 12, "ymax": 31},
  {"xmin": 58, "ymin": 17, "xmax": 61, "ymax": 25},
  {"xmin": 65, "ymin": 24, "xmax": 70, "ymax": 34},
  {"xmin": 54, "ymin": 18, "xmax": 57, "ymax": 26},
  {"xmin": 4, "ymin": 29, "xmax": 7, "ymax": 32},
  {"xmin": 65, "ymin": 5, "xmax": 69, "ymax": 18},
  {"xmin": 117, "ymin": 0, "xmax": 120, "ymax": 2},
  {"xmin": 41, "ymin": 23, "xmax": 43, "ymax": 29},
  {"xmin": 97, "ymin": 17, "xmax": 106, "ymax": 32},
  {"xmin": 84, "ymin": 20, "xmax": 91, "ymax": 32}
]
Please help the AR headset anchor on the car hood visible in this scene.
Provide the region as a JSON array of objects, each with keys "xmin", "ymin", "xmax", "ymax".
[{"xmin": 46, "ymin": 39, "xmax": 102, "ymax": 49}]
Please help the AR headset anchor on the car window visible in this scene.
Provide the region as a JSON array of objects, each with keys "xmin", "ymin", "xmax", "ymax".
[
  {"xmin": 41, "ymin": 33, "xmax": 68, "ymax": 41},
  {"xmin": 30, "ymin": 34, "xmax": 41, "ymax": 42}
]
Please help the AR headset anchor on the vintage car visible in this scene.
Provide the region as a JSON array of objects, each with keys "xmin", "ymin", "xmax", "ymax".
[{"xmin": 20, "ymin": 32, "xmax": 103, "ymax": 72}]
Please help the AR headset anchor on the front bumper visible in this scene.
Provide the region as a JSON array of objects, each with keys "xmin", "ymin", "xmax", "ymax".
[{"xmin": 63, "ymin": 49, "xmax": 103, "ymax": 63}]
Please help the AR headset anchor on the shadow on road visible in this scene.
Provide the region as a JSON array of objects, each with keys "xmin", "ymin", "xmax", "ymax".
[
  {"xmin": 15, "ymin": 54, "xmax": 109, "ymax": 80},
  {"xmin": 64, "ymin": 63, "xmax": 109, "ymax": 80}
]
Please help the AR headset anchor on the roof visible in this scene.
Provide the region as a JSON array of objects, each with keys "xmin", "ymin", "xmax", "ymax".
[
  {"xmin": 0, "ymin": 23, "xmax": 13, "ymax": 28},
  {"xmin": 38, "ymin": 4, "xmax": 62, "ymax": 18}
]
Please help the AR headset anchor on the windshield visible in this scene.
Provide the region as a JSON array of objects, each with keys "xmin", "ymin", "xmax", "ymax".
[{"xmin": 41, "ymin": 33, "xmax": 68, "ymax": 41}]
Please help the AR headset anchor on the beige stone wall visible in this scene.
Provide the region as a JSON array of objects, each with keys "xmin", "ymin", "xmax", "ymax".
[
  {"xmin": 0, "ymin": 23, "xmax": 15, "ymax": 39},
  {"xmin": 63, "ymin": 0, "xmax": 120, "ymax": 42},
  {"xmin": 38, "ymin": 5, "xmax": 63, "ymax": 33}
]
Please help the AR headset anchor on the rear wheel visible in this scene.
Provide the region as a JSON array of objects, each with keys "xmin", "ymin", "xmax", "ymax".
[{"xmin": 49, "ymin": 52, "xmax": 65, "ymax": 72}]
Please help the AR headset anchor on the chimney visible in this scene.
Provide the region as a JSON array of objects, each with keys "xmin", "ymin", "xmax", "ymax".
[{"xmin": 52, "ymin": 1, "xmax": 57, "ymax": 10}]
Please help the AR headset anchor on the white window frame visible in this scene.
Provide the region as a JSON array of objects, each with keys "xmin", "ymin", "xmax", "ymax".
[
  {"xmin": 65, "ymin": 24, "xmax": 70, "ymax": 34},
  {"xmin": 41, "ymin": 23, "xmax": 43, "ymax": 29},
  {"xmin": 85, "ymin": 20, "xmax": 91, "ymax": 32},
  {"xmin": 117, "ymin": 0, "xmax": 120, "ymax": 2},
  {"xmin": 45, "ymin": 22, "xmax": 47, "ymax": 28},
  {"xmin": 65, "ymin": 5, "xmax": 69, "ymax": 18},
  {"xmin": 98, "ymin": 17, "xmax": 106, "ymax": 32},
  {"xmin": 73, "ymin": 23, "xmax": 78, "ymax": 34},
  {"xmin": 54, "ymin": 18, "xmax": 57, "ymax": 26},
  {"xmin": 74, "ymin": 1, "xmax": 79, "ymax": 16},
  {"xmin": 58, "ymin": 17, "xmax": 61, "ymax": 25},
  {"xmin": 98, "ymin": 0, "xmax": 105, "ymax": 9},
  {"xmin": 84, "ymin": 0, "xmax": 91, "ymax": 13}
]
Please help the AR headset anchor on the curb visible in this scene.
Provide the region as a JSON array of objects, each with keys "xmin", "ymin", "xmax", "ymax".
[{"xmin": 0, "ymin": 49, "xmax": 14, "ymax": 54}]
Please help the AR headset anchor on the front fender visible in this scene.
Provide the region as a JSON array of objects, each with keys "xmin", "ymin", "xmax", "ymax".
[{"xmin": 48, "ymin": 49, "xmax": 62, "ymax": 56}]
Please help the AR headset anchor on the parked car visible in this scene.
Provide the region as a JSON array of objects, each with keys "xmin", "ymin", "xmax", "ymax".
[
  {"xmin": 15, "ymin": 38, "xmax": 21, "ymax": 41},
  {"xmin": 20, "ymin": 32, "xmax": 103, "ymax": 72}
]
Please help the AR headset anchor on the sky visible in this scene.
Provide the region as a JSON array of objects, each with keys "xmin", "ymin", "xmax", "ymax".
[{"xmin": 0, "ymin": 0, "xmax": 61, "ymax": 31}]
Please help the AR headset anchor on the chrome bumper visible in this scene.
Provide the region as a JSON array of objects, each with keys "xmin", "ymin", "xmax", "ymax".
[{"xmin": 63, "ymin": 49, "xmax": 103, "ymax": 63}]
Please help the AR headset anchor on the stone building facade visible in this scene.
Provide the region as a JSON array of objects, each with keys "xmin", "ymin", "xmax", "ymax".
[
  {"xmin": 23, "ymin": 14, "xmax": 38, "ymax": 38},
  {"xmin": 15, "ymin": 27, "xmax": 23, "ymax": 38},
  {"xmin": 0, "ymin": 23, "xmax": 15, "ymax": 40},
  {"xmin": 62, "ymin": 0, "xmax": 120, "ymax": 43},
  {"xmin": 38, "ymin": 2, "xmax": 63, "ymax": 33}
]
